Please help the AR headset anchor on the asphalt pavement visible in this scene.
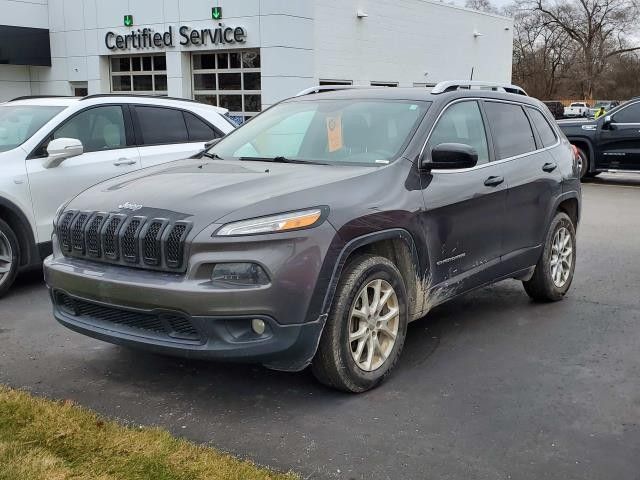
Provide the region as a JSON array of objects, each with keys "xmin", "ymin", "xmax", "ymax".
[{"xmin": 1, "ymin": 174, "xmax": 639, "ymax": 480}]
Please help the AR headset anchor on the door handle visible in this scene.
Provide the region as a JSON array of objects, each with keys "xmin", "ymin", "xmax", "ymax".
[
  {"xmin": 484, "ymin": 176, "xmax": 504, "ymax": 187},
  {"xmin": 113, "ymin": 158, "xmax": 136, "ymax": 166},
  {"xmin": 542, "ymin": 162, "xmax": 557, "ymax": 173}
]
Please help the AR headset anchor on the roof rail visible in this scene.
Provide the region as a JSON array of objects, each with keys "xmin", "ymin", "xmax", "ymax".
[
  {"xmin": 9, "ymin": 95, "xmax": 76, "ymax": 102},
  {"xmin": 80, "ymin": 93, "xmax": 202, "ymax": 104},
  {"xmin": 296, "ymin": 85, "xmax": 384, "ymax": 97},
  {"xmin": 431, "ymin": 80, "xmax": 528, "ymax": 96}
]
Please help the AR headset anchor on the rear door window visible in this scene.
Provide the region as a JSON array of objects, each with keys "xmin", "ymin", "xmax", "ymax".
[
  {"xmin": 484, "ymin": 102, "xmax": 536, "ymax": 159},
  {"xmin": 428, "ymin": 100, "xmax": 490, "ymax": 164},
  {"xmin": 183, "ymin": 111, "xmax": 218, "ymax": 142},
  {"xmin": 134, "ymin": 106, "xmax": 188, "ymax": 145},
  {"xmin": 526, "ymin": 108, "xmax": 557, "ymax": 148}
]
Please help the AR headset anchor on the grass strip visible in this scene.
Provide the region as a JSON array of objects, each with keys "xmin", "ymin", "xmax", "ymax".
[{"xmin": 0, "ymin": 385, "xmax": 297, "ymax": 480}]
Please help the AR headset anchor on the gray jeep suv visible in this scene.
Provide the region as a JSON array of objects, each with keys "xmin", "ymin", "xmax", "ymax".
[{"xmin": 45, "ymin": 82, "xmax": 581, "ymax": 392}]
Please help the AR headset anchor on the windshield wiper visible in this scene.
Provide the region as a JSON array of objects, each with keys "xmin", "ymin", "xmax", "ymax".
[
  {"xmin": 240, "ymin": 156, "xmax": 327, "ymax": 165},
  {"xmin": 202, "ymin": 152, "xmax": 225, "ymax": 160}
]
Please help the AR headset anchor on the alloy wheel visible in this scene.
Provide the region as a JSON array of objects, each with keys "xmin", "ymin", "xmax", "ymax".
[
  {"xmin": 348, "ymin": 279, "xmax": 400, "ymax": 372},
  {"xmin": 0, "ymin": 231, "xmax": 13, "ymax": 287},
  {"xmin": 550, "ymin": 226, "xmax": 573, "ymax": 287}
]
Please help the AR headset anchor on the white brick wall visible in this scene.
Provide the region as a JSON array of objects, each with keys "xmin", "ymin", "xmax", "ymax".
[{"xmin": 313, "ymin": 0, "xmax": 513, "ymax": 86}]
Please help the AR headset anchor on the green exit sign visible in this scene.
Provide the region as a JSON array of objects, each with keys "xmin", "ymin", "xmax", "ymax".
[
  {"xmin": 212, "ymin": 6, "xmax": 222, "ymax": 19},
  {"xmin": 124, "ymin": 15, "xmax": 133, "ymax": 27}
]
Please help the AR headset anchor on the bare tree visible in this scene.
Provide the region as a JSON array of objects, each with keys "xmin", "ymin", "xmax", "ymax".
[
  {"xmin": 465, "ymin": 0, "xmax": 500, "ymax": 13},
  {"xmin": 511, "ymin": 6, "xmax": 575, "ymax": 97},
  {"xmin": 529, "ymin": 0, "xmax": 640, "ymax": 98}
]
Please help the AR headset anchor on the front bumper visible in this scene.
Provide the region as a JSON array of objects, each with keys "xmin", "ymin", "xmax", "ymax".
[
  {"xmin": 50, "ymin": 289, "xmax": 324, "ymax": 371},
  {"xmin": 44, "ymin": 222, "xmax": 339, "ymax": 371}
]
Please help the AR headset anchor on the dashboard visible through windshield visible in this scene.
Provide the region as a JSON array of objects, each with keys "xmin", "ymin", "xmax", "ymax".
[{"xmin": 210, "ymin": 99, "xmax": 431, "ymax": 165}]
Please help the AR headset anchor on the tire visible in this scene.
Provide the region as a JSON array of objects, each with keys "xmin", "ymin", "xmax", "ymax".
[
  {"xmin": 0, "ymin": 219, "xmax": 20, "ymax": 298},
  {"xmin": 312, "ymin": 254, "xmax": 408, "ymax": 393},
  {"xmin": 575, "ymin": 146, "xmax": 589, "ymax": 179},
  {"xmin": 523, "ymin": 212, "xmax": 576, "ymax": 302}
]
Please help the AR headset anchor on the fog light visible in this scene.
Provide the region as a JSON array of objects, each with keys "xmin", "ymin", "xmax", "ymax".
[
  {"xmin": 251, "ymin": 318, "xmax": 266, "ymax": 335},
  {"xmin": 211, "ymin": 263, "xmax": 269, "ymax": 287}
]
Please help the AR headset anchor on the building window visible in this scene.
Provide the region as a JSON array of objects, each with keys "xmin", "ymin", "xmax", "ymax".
[
  {"xmin": 371, "ymin": 81, "xmax": 398, "ymax": 87},
  {"xmin": 319, "ymin": 79, "xmax": 353, "ymax": 86},
  {"xmin": 110, "ymin": 54, "xmax": 168, "ymax": 95},
  {"xmin": 192, "ymin": 49, "xmax": 261, "ymax": 124}
]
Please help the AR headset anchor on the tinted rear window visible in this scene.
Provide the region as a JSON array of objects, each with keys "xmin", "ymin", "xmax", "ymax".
[
  {"xmin": 527, "ymin": 108, "xmax": 557, "ymax": 148},
  {"xmin": 184, "ymin": 112, "xmax": 217, "ymax": 142},
  {"xmin": 484, "ymin": 102, "xmax": 536, "ymax": 159},
  {"xmin": 135, "ymin": 106, "xmax": 188, "ymax": 145}
]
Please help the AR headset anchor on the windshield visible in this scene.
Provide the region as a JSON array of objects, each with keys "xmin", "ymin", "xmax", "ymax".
[
  {"xmin": 0, "ymin": 105, "xmax": 65, "ymax": 153},
  {"xmin": 210, "ymin": 99, "xmax": 430, "ymax": 165}
]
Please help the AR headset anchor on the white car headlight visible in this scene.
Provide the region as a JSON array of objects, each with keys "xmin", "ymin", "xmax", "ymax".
[{"xmin": 216, "ymin": 209, "xmax": 324, "ymax": 236}]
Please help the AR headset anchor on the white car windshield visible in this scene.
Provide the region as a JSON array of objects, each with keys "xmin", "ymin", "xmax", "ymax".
[
  {"xmin": 0, "ymin": 105, "xmax": 65, "ymax": 153},
  {"xmin": 210, "ymin": 99, "xmax": 430, "ymax": 165}
]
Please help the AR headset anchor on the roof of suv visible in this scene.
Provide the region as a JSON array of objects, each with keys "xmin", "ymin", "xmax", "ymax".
[
  {"xmin": 6, "ymin": 95, "xmax": 228, "ymax": 113},
  {"xmin": 289, "ymin": 87, "xmax": 543, "ymax": 108}
]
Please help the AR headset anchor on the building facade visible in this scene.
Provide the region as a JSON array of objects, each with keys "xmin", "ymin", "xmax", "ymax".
[{"xmin": 0, "ymin": 0, "xmax": 514, "ymax": 122}]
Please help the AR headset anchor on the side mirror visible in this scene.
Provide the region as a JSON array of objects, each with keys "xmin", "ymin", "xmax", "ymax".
[
  {"xmin": 421, "ymin": 143, "xmax": 478, "ymax": 170},
  {"xmin": 602, "ymin": 115, "xmax": 613, "ymax": 129},
  {"xmin": 43, "ymin": 138, "xmax": 83, "ymax": 169}
]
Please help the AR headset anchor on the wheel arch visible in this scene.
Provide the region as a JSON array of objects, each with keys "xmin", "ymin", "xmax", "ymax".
[
  {"xmin": 0, "ymin": 196, "xmax": 38, "ymax": 268},
  {"xmin": 321, "ymin": 229, "xmax": 423, "ymax": 322}
]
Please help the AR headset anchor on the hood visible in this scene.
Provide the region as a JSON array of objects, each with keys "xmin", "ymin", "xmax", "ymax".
[{"xmin": 65, "ymin": 158, "xmax": 377, "ymax": 232}]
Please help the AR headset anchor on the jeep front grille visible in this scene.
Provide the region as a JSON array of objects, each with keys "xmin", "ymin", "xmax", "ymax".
[{"xmin": 56, "ymin": 210, "xmax": 192, "ymax": 272}]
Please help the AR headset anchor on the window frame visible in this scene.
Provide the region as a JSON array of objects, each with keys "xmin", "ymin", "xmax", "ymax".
[
  {"xmin": 418, "ymin": 98, "xmax": 561, "ymax": 173},
  {"xmin": 192, "ymin": 49, "xmax": 261, "ymax": 123},
  {"xmin": 27, "ymin": 104, "xmax": 134, "ymax": 159},
  {"xmin": 130, "ymin": 104, "xmax": 222, "ymax": 147},
  {"xmin": 524, "ymin": 106, "xmax": 558, "ymax": 149},
  {"xmin": 425, "ymin": 99, "xmax": 493, "ymax": 165},
  {"xmin": 318, "ymin": 79, "xmax": 353, "ymax": 86},
  {"xmin": 371, "ymin": 81, "xmax": 399, "ymax": 87},
  {"xmin": 110, "ymin": 54, "xmax": 168, "ymax": 95},
  {"xmin": 610, "ymin": 101, "xmax": 640, "ymax": 125},
  {"xmin": 483, "ymin": 101, "xmax": 538, "ymax": 161},
  {"xmin": 182, "ymin": 110, "xmax": 223, "ymax": 142}
]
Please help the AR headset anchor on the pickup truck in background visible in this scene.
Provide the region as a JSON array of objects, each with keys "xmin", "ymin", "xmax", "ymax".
[
  {"xmin": 558, "ymin": 97, "xmax": 640, "ymax": 179},
  {"xmin": 564, "ymin": 102, "xmax": 590, "ymax": 118}
]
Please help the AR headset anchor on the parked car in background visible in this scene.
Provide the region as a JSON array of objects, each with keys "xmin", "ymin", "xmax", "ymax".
[
  {"xmin": 558, "ymin": 97, "xmax": 640, "ymax": 178},
  {"xmin": 0, "ymin": 94, "xmax": 235, "ymax": 297},
  {"xmin": 543, "ymin": 101, "xmax": 565, "ymax": 120},
  {"xmin": 45, "ymin": 81, "xmax": 581, "ymax": 392},
  {"xmin": 588, "ymin": 101, "xmax": 620, "ymax": 118},
  {"xmin": 564, "ymin": 102, "xmax": 590, "ymax": 118}
]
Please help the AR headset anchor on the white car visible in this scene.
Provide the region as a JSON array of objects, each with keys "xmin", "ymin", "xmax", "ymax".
[
  {"xmin": 563, "ymin": 102, "xmax": 590, "ymax": 118},
  {"xmin": 0, "ymin": 94, "xmax": 235, "ymax": 296}
]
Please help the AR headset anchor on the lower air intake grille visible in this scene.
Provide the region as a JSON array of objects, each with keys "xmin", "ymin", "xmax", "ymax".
[{"xmin": 55, "ymin": 292, "xmax": 200, "ymax": 342}]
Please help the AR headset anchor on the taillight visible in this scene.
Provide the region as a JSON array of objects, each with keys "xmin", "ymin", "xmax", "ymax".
[{"xmin": 571, "ymin": 144, "xmax": 580, "ymax": 160}]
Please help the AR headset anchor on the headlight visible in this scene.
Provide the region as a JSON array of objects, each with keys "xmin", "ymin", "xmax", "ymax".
[{"xmin": 215, "ymin": 208, "xmax": 324, "ymax": 236}]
